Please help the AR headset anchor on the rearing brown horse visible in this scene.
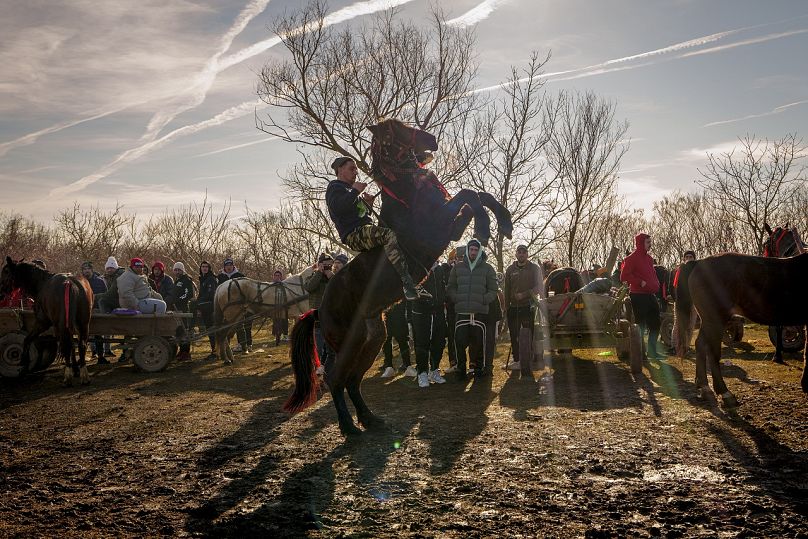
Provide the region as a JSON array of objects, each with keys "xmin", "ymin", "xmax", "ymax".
[
  {"xmin": 284, "ymin": 119, "xmax": 513, "ymax": 436},
  {"xmin": 1, "ymin": 257, "xmax": 94, "ymax": 385}
]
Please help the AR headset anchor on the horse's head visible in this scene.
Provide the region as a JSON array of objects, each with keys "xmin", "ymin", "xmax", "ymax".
[
  {"xmin": 763, "ymin": 223, "xmax": 806, "ymax": 258},
  {"xmin": 0, "ymin": 256, "xmax": 16, "ymax": 294},
  {"xmin": 367, "ymin": 119, "xmax": 438, "ymax": 165}
]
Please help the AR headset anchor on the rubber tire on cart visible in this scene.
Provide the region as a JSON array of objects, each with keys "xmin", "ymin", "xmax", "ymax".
[
  {"xmin": 659, "ymin": 314, "xmax": 674, "ymax": 347},
  {"xmin": 33, "ymin": 337, "xmax": 58, "ymax": 372},
  {"xmin": 628, "ymin": 323, "xmax": 643, "ymax": 374},
  {"xmin": 768, "ymin": 325, "xmax": 806, "ymax": 353},
  {"xmin": 132, "ymin": 336, "xmax": 173, "ymax": 373},
  {"xmin": 722, "ymin": 317, "xmax": 744, "ymax": 346},
  {"xmin": 0, "ymin": 332, "xmax": 49, "ymax": 378},
  {"xmin": 616, "ymin": 319, "xmax": 631, "ymax": 360}
]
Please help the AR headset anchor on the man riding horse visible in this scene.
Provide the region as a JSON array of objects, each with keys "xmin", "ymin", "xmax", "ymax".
[{"xmin": 327, "ymin": 156, "xmax": 431, "ymax": 301}]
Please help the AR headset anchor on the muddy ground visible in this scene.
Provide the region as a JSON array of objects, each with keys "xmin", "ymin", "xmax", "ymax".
[{"xmin": 1, "ymin": 324, "xmax": 806, "ymax": 538}]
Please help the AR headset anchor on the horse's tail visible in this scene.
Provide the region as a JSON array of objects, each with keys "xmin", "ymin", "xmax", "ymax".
[
  {"xmin": 283, "ymin": 310, "xmax": 319, "ymax": 413},
  {"xmin": 58, "ymin": 280, "xmax": 77, "ymax": 360},
  {"xmin": 674, "ymin": 261, "xmax": 697, "ymax": 357}
]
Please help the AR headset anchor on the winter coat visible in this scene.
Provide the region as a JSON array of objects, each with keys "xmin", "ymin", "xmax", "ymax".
[
  {"xmin": 447, "ymin": 249, "xmax": 498, "ymax": 315},
  {"xmin": 304, "ymin": 270, "xmax": 330, "ymax": 309},
  {"xmin": 217, "ymin": 268, "xmax": 245, "ymax": 285},
  {"xmin": 197, "ymin": 272, "xmax": 218, "ymax": 311},
  {"xmin": 86, "ymin": 272, "xmax": 108, "ymax": 295},
  {"xmin": 96, "ymin": 267, "xmax": 125, "ymax": 310},
  {"xmin": 503, "ymin": 260, "xmax": 542, "ymax": 308},
  {"xmin": 326, "ymin": 180, "xmax": 373, "ymax": 243},
  {"xmin": 118, "ymin": 268, "xmax": 161, "ymax": 310},
  {"xmin": 620, "ymin": 233, "xmax": 660, "ymax": 294},
  {"xmin": 173, "ymin": 274, "xmax": 196, "ymax": 312},
  {"xmin": 149, "ymin": 274, "xmax": 174, "ymax": 307},
  {"xmin": 410, "ymin": 263, "xmax": 450, "ymax": 314}
]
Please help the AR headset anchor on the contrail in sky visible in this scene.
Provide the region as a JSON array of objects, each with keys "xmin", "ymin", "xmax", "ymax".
[
  {"xmin": 703, "ymin": 98, "xmax": 808, "ymax": 128},
  {"xmin": 59, "ymin": 0, "xmax": 418, "ymax": 194},
  {"xmin": 445, "ymin": 0, "xmax": 512, "ymax": 28}
]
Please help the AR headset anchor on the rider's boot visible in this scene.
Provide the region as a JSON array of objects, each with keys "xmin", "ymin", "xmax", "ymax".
[{"xmin": 401, "ymin": 274, "xmax": 432, "ymax": 301}]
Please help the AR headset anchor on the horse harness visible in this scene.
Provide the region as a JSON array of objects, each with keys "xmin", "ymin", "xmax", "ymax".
[{"xmin": 221, "ymin": 277, "xmax": 309, "ymax": 313}]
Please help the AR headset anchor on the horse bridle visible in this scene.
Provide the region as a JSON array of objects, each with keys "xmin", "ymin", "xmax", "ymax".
[{"xmin": 765, "ymin": 228, "xmax": 804, "ymax": 258}]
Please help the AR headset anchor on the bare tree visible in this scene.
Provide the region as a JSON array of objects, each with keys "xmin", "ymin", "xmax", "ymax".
[
  {"xmin": 147, "ymin": 194, "xmax": 232, "ymax": 271},
  {"xmin": 53, "ymin": 203, "xmax": 135, "ymax": 266},
  {"xmin": 450, "ymin": 52, "xmax": 564, "ymax": 272},
  {"xmin": 696, "ymin": 133, "xmax": 806, "ymax": 255},
  {"xmin": 0, "ymin": 212, "xmax": 52, "ymax": 262},
  {"xmin": 546, "ymin": 91, "xmax": 630, "ymax": 268}
]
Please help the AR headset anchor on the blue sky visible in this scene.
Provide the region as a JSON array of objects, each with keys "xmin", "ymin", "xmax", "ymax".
[{"xmin": 2, "ymin": 0, "xmax": 807, "ymax": 221}]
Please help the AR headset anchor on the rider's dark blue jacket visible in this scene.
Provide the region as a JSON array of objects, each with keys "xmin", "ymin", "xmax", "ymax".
[{"xmin": 326, "ymin": 180, "xmax": 372, "ymax": 243}]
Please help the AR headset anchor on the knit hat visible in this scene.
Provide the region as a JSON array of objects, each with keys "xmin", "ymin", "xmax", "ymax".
[
  {"xmin": 334, "ymin": 253, "xmax": 349, "ymax": 265},
  {"xmin": 152, "ymin": 261, "xmax": 165, "ymax": 272},
  {"xmin": 130, "ymin": 258, "xmax": 144, "ymax": 268},
  {"xmin": 683, "ymin": 250, "xmax": 696, "ymax": 259},
  {"xmin": 173, "ymin": 261, "xmax": 186, "ymax": 272},
  {"xmin": 318, "ymin": 253, "xmax": 333, "ymax": 263},
  {"xmin": 331, "ymin": 156, "xmax": 354, "ymax": 174},
  {"xmin": 223, "ymin": 257, "xmax": 234, "ymax": 266},
  {"xmin": 81, "ymin": 261, "xmax": 93, "ymax": 270},
  {"xmin": 104, "ymin": 256, "xmax": 119, "ymax": 270}
]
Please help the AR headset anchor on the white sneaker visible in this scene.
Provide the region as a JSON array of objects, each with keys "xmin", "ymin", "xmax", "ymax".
[
  {"xmin": 417, "ymin": 372, "xmax": 430, "ymax": 388},
  {"xmin": 429, "ymin": 370, "xmax": 446, "ymax": 384},
  {"xmin": 381, "ymin": 366, "xmax": 395, "ymax": 378},
  {"xmin": 403, "ymin": 365, "xmax": 418, "ymax": 378},
  {"xmin": 232, "ymin": 343, "xmax": 243, "ymax": 353},
  {"xmin": 444, "ymin": 364, "xmax": 457, "ymax": 374},
  {"xmin": 507, "ymin": 360, "xmax": 521, "ymax": 370}
]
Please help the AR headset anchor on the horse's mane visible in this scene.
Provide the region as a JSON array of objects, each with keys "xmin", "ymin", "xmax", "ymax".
[{"xmin": 11, "ymin": 261, "xmax": 54, "ymax": 296}]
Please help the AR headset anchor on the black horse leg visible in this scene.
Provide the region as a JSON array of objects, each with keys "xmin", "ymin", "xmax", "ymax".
[
  {"xmin": 349, "ymin": 317, "xmax": 387, "ymax": 431},
  {"xmin": 694, "ymin": 331, "xmax": 710, "ymax": 397},
  {"xmin": 445, "ymin": 189, "xmax": 491, "ymax": 245},
  {"xmin": 702, "ymin": 321, "xmax": 736, "ymax": 405},
  {"xmin": 20, "ymin": 318, "xmax": 50, "ymax": 376},
  {"xmin": 773, "ymin": 326, "xmax": 784, "ymax": 363},
  {"xmin": 330, "ymin": 383, "xmax": 361, "ymax": 436},
  {"xmin": 476, "ymin": 191, "xmax": 514, "ymax": 239},
  {"xmin": 449, "ymin": 205, "xmax": 475, "ymax": 241}
]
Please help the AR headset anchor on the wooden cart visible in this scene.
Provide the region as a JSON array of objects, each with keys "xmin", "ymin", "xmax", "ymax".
[
  {"xmin": 0, "ymin": 309, "xmax": 192, "ymax": 378},
  {"xmin": 532, "ymin": 285, "xmax": 644, "ymax": 373}
]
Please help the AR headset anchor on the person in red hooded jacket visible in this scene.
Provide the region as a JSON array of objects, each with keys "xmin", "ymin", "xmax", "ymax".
[{"xmin": 620, "ymin": 233, "xmax": 664, "ymax": 359}]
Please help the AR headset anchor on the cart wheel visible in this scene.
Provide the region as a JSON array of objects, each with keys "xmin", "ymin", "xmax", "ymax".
[
  {"xmin": 768, "ymin": 325, "xmax": 806, "ymax": 353},
  {"xmin": 132, "ymin": 336, "xmax": 172, "ymax": 373},
  {"xmin": 659, "ymin": 314, "xmax": 674, "ymax": 347},
  {"xmin": 628, "ymin": 323, "xmax": 643, "ymax": 374},
  {"xmin": 0, "ymin": 332, "xmax": 27, "ymax": 378},
  {"xmin": 615, "ymin": 319, "xmax": 629, "ymax": 359},
  {"xmin": 33, "ymin": 337, "xmax": 58, "ymax": 372},
  {"xmin": 518, "ymin": 327, "xmax": 533, "ymax": 376}
]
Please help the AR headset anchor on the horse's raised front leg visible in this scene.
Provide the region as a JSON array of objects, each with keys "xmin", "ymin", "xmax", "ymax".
[
  {"xmin": 449, "ymin": 205, "xmax": 475, "ymax": 242},
  {"xmin": 476, "ymin": 191, "xmax": 514, "ymax": 239},
  {"xmin": 445, "ymin": 189, "xmax": 491, "ymax": 245},
  {"xmin": 349, "ymin": 316, "xmax": 387, "ymax": 431}
]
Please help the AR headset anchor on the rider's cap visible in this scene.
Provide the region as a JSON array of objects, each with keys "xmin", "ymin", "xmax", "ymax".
[{"xmin": 331, "ymin": 156, "xmax": 354, "ymax": 174}]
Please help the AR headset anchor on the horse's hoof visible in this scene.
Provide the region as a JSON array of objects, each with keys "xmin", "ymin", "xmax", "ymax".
[
  {"xmin": 360, "ymin": 414, "xmax": 387, "ymax": 432},
  {"xmin": 340, "ymin": 423, "xmax": 363, "ymax": 437},
  {"xmin": 772, "ymin": 356, "xmax": 784, "ymax": 364},
  {"xmin": 721, "ymin": 392, "xmax": 739, "ymax": 408}
]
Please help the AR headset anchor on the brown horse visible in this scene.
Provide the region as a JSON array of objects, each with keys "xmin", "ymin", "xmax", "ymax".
[
  {"xmin": 763, "ymin": 223, "xmax": 807, "ymax": 363},
  {"xmin": 1, "ymin": 257, "xmax": 94, "ymax": 385},
  {"xmin": 675, "ymin": 252, "xmax": 808, "ymax": 404},
  {"xmin": 284, "ymin": 119, "xmax": 513, "ymax": 436}
]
